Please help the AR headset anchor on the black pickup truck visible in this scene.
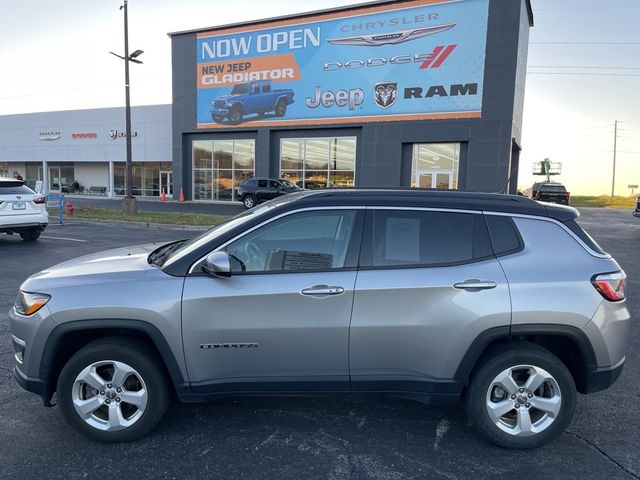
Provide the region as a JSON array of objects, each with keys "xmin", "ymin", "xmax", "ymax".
[
  {"xmin": 532, "ymin": 182, "xmax": 570, "ymax": 205},
  {"xmin": 633, "ymin": 197, "xmax": 640, "ymax": 218}
]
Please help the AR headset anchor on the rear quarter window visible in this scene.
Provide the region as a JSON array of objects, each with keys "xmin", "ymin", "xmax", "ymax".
[{"xmin": 563, "ymin": 219, "xmax": 606, "ymax": 255}]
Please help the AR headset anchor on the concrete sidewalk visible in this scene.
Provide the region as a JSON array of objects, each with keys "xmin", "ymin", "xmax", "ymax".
[{"xmin": 64, "ymin": 196, "xmax": 244, "ymax": 216}]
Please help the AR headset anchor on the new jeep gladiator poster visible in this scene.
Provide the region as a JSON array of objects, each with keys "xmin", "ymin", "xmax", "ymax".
[{"xmin": 196, "ymin": 0, "xmax": 488, "ymax": 128}]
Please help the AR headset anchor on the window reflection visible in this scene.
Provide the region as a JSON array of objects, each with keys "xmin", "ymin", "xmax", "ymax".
[{"xmin": 411, "ymin": 143, "xmax": 460, "ymax": 190}]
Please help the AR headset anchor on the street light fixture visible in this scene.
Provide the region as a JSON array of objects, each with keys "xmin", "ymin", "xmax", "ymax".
[{"xmin": 110, "ymin": 0, "xmax": 143, "ymax": 215}]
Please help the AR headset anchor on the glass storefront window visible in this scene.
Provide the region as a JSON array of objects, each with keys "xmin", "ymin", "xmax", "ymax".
[
  {"xmin": 411, "ymin": 143, "xmax": 460, "ymax": 190},
  {"xmin": 0, "ymin": 163, "xmax": 8, "ymax": 177},
  {"xmin": 192, "ymin": 139, "xmax": 255, "ymax": 201},
  {"xmin": 280, "ymin": 137, "xmax": 356, "ymax": 189},
  {"xmin": 113, "ymin": 162, "xmax": 170, "ymax": 197}
]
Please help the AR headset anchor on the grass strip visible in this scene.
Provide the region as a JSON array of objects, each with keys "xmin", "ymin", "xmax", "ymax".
[{"xmin": 48, "ymin": 207, "xmax": 231, "ymax": 226}]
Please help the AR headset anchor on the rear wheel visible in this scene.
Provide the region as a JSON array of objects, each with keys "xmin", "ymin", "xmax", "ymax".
[
  {"xmin": 465, "ymin": 343, "xmax": 576, "ymax": 449},
  {"xmin": 275, "ymin": 99, "xmax": 287, "ymax": 117},
  {"xmin": 20, "ymin": 229, "xmax": 41, "ymax": 241},
  {"xmin": 57, "ymin": 338, "xmax": 169, "ymax": 442}
]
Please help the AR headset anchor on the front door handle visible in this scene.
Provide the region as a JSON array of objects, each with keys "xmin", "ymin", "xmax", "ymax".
[
  {"xmin": 301, "ymin": 285, "xmax": 345, "ymax": 296},
  {"xmin": 453, "ymin": 280, "xmax": 497, "ymax": 290}
]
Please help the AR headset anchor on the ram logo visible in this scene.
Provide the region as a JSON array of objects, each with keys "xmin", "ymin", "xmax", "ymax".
[
  {"xmin": 327, "ymin": 24, "xmax": 455, "ymax": 47},
  {"xmin": 374, "ymin": 82, "xmax": 397, "ymax": 109}
]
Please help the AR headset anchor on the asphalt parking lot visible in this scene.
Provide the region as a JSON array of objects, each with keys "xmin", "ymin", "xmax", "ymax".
[{"xmin": 1, "ymin": 209, "xmax": 638, "ymax": 479}]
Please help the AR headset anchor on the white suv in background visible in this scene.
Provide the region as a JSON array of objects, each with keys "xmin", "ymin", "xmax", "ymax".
[{"xmin": 0, "ymin": 177, "xmax": 48, "ymax": 241}]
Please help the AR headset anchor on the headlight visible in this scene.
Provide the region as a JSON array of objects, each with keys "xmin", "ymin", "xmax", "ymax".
[{"xmin": 15, "ymin": 291, "xmax": 51, "ymax": 316}]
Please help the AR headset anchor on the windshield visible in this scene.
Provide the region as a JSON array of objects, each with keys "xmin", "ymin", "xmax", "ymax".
[{"xmin": 231, "ymin": 84, "xmax": 249, "ymax": 95}]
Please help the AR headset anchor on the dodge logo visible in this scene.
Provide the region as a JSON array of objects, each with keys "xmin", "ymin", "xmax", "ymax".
[{"xmin": 374, "ymin": 82, "xmax": 397, "ymax": 109}]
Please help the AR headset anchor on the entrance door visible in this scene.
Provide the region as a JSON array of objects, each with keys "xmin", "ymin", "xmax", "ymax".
[
  {"xmin": 160, "ymin": 171, "xmax": 172, "ymax": 198},
  {"xmin": 49, "ymin": 166, "xmax": 61, "ymax": 193},
  {"xmin": 415, "ymin": 170, "xmax": 453, "ymax": 189}
]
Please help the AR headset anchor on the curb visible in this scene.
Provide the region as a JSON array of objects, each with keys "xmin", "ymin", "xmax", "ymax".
[{"xmin": 55, "ymin": 218, "xmax": 212, "ymax": 231}]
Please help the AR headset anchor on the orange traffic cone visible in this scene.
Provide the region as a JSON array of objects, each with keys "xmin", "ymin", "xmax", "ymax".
[
  {"xmin": 179, "ymin": 187, "xmax": 185, "ymax": 202},
  {"xmin": 161, "ymin": 188, "xmax": 166, "ymax": 201}
]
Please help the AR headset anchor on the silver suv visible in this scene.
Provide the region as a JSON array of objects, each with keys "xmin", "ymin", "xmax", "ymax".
[{"xmin": 9, "ymin": 190, "xmax": 631, "ymax": 448}]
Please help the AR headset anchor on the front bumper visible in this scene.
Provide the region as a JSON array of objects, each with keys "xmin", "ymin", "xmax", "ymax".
[{"xmin": 210, "ymin": 107, "xmax": 229, "ymax": 116}]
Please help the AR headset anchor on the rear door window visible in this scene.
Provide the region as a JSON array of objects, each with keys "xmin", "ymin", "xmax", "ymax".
[
  {"xmin": 364, "ymin": 210, "xmax": 493, "ymax": 268},
  {"xmin": 484, "ymin": 215, "xmax": 524, "ymax": 256}
]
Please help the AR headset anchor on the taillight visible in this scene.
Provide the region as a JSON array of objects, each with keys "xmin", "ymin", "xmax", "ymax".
[
  {"xmin": 33, "ymin": 196, "xmax": 46, "ymax": 204},
  {"xmin": 592, "ymin": 271, "xmax": 626, "ymax": 302}
]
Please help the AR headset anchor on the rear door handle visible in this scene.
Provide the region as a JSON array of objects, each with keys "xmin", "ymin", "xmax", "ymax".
[
  {"xmin": 453, "ymin": 280, "xmax": 497, "ymax": 290},
  {"xmin": 301, "ymin": 285, "xmax": 345, "ymax": 296}
]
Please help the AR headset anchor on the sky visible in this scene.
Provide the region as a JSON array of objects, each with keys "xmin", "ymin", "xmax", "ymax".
[{"xmin": 0, "ymin": 0, "xmax": 638, "ymax": 195}]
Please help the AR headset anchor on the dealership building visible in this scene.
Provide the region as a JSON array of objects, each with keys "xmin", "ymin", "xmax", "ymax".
[
  {"xmin": 0, "ymin": 0, "xmax": 533, "ymax": 202},
  {"xmin": 0, "ymin": 105, "xmax": 172, "ymax": 198},
  {"xmin": 169, "ymin": 0, "xmax": 533, "ymax": 202}
]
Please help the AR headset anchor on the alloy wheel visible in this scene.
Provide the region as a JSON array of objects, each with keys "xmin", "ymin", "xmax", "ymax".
[
  {"xmin": 71, "ymin": 360, "xmax": 148, "ymax": 432},
  {"xmin": 485, "ymin": 364, "xmax": 562, "ymax": 437}
]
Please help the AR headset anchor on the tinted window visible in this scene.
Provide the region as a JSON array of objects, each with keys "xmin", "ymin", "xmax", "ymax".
[
  {"xmin": 252, "ymin": 84, "xmax": 260, "ymax": 94},
  {"xmin": 262, "ymin": 83, "xmax": 271, "ymax": 93},
  {"xmin": 370, "ymin": 210, "xmax": 491, "ymax": 267},
  {"xmin": 269, "ymin": 180, "xmax": 281, "ymax": 189},
  {"xmin": 225, "ymin": 210, "xmax": 358, "ymax": 273},
  {"xmin": 257, "ymin": 180, "xmax": 268, "ymax": 188},
  {"xmin": 564, "ymin": 219, "xmax": 606, "ymax": 255},
  {"xmin": 485, "ymin": 215, "xmax": 523, "ymax": 256},
  {"xmin": 0, "ymin": 181, "xmax": 35, "ymax": 195},
  {"xmin": 540, "ymin": 184, "xmax": 567, "ymax": 193}
]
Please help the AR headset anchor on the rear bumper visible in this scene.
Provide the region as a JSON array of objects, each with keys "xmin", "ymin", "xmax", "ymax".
[
  {"xmin": 0, "ymin": 222, "xmax": 47, "ymax": 234},
  {"xmin": 582, "ymin": 358, "xmax": 624, "ymax": 393}
]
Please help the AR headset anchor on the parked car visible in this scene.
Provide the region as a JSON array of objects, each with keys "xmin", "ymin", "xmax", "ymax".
[
  {"xmin": 9, "ymin": 190, "xmax": 630, "ymax": 448},
  {"xmin": 235, "ymin": 177, "xmax": 302, "ymax": 209},
  {"xmin": 633, "ymin": 196, "xmax": 640, "ymax": 217},
  {"xmin": 210, "ymin": 80, "xmax": 295, "ymax": 124},
  {"xmin": 531, "ymin": 182, "xmax": 570, "ymax": 205},
  {"xmin": 0, "ymin": 177, "xmax": 48, "ymax": 241}
]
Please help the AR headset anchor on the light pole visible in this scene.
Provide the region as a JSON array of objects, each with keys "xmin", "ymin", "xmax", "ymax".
[{"xmin": 110, "ymin": 0, "xmax": 143, "ymax": 215}]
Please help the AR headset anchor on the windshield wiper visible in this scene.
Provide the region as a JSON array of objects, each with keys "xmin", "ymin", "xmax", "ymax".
[{"xmin": 149, "ymin": 240, "xmax": 187, "ymax": 266}]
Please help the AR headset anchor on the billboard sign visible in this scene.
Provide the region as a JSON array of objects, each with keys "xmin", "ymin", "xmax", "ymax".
[{"xmin": 196, "ymin": 0, "xmax": 489, "ymax": 129}]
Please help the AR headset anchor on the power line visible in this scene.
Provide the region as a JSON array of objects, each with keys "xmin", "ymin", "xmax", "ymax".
[
  {"xmin": 527, "ymin": 72, "xmax": 640, "ymax": 77},
  {"xmin": 530, "ymin": 41, "xmax": 640, "ymax": 45},
  {"xmin": 529, "ymin": 65, "xmax": 640, "ymax": 70}
]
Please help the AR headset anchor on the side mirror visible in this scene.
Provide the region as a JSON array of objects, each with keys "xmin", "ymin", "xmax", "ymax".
[{"xmin": 201, "ymin": 251, "xmax": 231, "ymax": 278}]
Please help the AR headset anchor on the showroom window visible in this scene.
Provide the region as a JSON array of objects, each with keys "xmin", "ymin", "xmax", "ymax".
[
  {"xmin": 114, "ymin": 162, "xmax": 172, "ymax": 197},
  {"xmin": 193, "ymin": 139, "xmax": 255, "ymax": 201},
  {"xmin": 411, "ymin": 143, "xmax": 460, "ymax": 190},
  {"xmin": 0, "ymin": 163, "xmax": 8, "ymax": 177},
  {"xmin": 280, "ymin": 137, "xmax": 356, "ymax": 188}
]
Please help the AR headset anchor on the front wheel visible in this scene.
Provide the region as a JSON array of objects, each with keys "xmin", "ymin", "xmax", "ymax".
[
  {"xmin": 465, "ymin": 343, "xmax": 576, "ymax": 449},
  {"xmin": 228, "ymin": 106, "xmax": 243, "ymax": 124},
  {"xmin": 212, "ymin": 115, "xmax": 224, "ymax": 123},
  {"xmin": 243, "ymin": 194, "xmax": 257, "ymax": 209},
  {"xmin": 57, "ymin": 338, "xmax": 170, "ymax": 442},
  {"xmin": 20, "ymin": 229, "xmax": 41, "ymax": 241}
]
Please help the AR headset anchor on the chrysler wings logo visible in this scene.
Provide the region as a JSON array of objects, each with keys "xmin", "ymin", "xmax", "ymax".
[
  {"xmin": 327, "ymin": 24, "xmax": 455, "ymax": 47},
  {"xmin": 374, "ymin": 82, "xmax": 397, "ymax": 109}
]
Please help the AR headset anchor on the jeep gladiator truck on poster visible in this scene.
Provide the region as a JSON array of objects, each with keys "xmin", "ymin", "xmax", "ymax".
[{"xmin": 210, "ymin": 80, "xmax": 295, "ymax": 124}]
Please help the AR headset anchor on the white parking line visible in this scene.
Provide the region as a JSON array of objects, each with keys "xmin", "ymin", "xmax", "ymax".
[{"xmin": 40, "ymin": 236, "xmax": 87, "ymax": 242}]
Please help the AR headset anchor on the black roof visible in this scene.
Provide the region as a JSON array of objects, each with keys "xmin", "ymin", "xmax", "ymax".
[{"xmin": 283, "ymin": 189, "xmax": 577, "ymax": 222}]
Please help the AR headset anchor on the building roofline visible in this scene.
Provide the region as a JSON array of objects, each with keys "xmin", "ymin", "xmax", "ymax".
[
  {"xmin": 525, "ymin": 0, "xmax": 534, "ymax": 26},
  {"xmin": 167, "ymin": 0, "xmax": 510, "ymax": 37}
]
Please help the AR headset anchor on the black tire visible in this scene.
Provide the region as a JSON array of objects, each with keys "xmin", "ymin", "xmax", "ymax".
[
  {"xmin": 465, "ymin": 342, "xmax": 576, "ymax": 449},
  {"xmin": 243, "ymin": 194, "xmax": 257, "ymax": 209},
  {"xmin": 57, "ymin": 338, "xmax": 170, "ymax": 442},
  {"xmin": 228, "ymin": 106, "xmax": 243, "ymax": 124},
  {"xmin": 20, "ymin": 229, "xmax": 41, "ymax": 241},
  {"xmin": 212, "ymin": 115, "xmax": 225, "ymax": 123},
  {"xmin": 274, "ymin": 99, "xmax": 287, "ymax": 117}
]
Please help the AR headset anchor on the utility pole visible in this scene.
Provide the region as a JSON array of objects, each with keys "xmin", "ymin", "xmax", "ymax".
[
  {"xmin": 110, "ymin": 0, "xmax": 143, "ymax": 215},
  {"xmin": 611, "ymin": 120, "xmax": 618, "ymax": 197}
]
